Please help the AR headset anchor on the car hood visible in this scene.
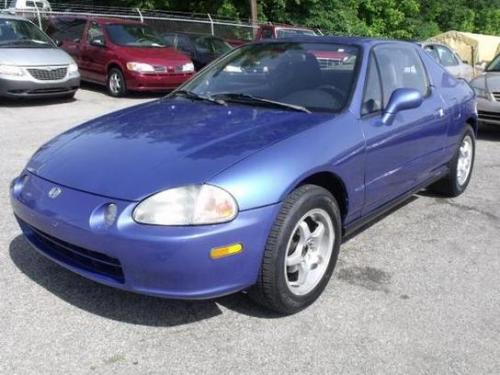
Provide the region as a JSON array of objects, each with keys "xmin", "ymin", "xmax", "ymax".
[
  {"xmin": 0, "ymin": 47, "xmax": 74, "ymax": 66},
  {"xmin": 485, "ymin": 72, "xmax": 500, "ymax": 90},
  {"xmin": 27, "ymin": 100, "xmax": 329, "ymax": 201},
  {"xmin": 120, "ymin": 47, "xmax": 191, "ymax": 64}
]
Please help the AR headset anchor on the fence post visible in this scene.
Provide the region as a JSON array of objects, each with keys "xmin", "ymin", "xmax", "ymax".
[
  {"xmin": 33, "ymin": 1, "xmax": 42, "ymax": 29},
  {"xmin": 207, "ymin": 13, "xmax": 214, "ymax": 36},
  {"xmin": 136, "ymin": 8, "xmax": 144, "ymax": 23}
]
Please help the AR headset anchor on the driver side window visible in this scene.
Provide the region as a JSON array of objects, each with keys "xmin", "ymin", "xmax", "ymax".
[{"xmin": 88, "ymin": 23, "xmax": 104, "ymax": 45}]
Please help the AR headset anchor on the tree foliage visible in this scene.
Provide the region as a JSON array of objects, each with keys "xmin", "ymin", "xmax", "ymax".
[{"xmin": 106, "ymin": 0, "xmax": 500, "ymax": 39}]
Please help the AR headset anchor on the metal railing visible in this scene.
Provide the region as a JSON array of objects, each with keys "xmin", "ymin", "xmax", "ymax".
[{"xmin": 1, "ymin": 2, "xmax": 256, "ymax": 41}]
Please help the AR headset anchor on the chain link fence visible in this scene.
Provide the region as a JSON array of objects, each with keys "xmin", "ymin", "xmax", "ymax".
[{"xmin": 1, "ymin": 2, "xmax": 256, "ymax": 41}]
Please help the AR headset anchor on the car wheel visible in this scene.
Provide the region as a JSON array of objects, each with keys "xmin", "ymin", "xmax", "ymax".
[
  {"xmin": 249, "ymin": 184, "xmax": 341, "ymax": 314},
  {"xmin": 107, "ymin": 68, "xmax": 127, "ymax": 97},
  {"xmin": 430, "ymin": 125, "xmax": 475, "ymax": 197}
]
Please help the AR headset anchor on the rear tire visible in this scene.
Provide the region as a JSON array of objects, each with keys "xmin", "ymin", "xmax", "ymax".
[
  {"xmin": 249, "ymin": 185, "xmax": 342, "ymax": 314},
  {"xmin": 429, "ymin": 125, "xmax": 475, "ymax": 197},
  {"xmin": 107, "ymin": 68, "xmax": 127, "ymax": 97}
]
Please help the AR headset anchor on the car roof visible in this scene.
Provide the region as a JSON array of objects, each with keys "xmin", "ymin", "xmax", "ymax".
[
  {"xmin": 91, "ymin": 17, "xmax": 144, "ymax": 25},
  {"xmin": 251, "ymin": 35, "xmax": 415, "ymax": 48},
  {"xmin": 164, "ymin": 32, "xmax": 223, "ymax": 39},
  {"xmin": 0, "ymin": 13, "xmax": 30, "ymax": 21}
]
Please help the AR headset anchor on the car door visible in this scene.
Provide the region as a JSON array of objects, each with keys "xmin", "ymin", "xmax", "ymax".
[
  {"xmin": 360, "ymin": 45, "xmax": 448, "ymax": 215},
  {"xmin": 80, "ymin": 22, "xmax": 108, "ymax": 83}
]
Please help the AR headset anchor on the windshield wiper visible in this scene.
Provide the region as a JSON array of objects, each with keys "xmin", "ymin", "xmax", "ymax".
[
  {"xmin": 168, "ymin": 90, "xmax": 227, "ymax": 106},
  {"xmin": 212, "ymin": 93, "xmax": 311, "ymax": 113}
]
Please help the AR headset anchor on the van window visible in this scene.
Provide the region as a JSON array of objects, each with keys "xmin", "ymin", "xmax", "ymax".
[
  {"xmin": 46, "ymin": 18, "xmax": 86, "ymax": 42},
  {"xmin": 87, "ymin": 22, "xmax": 104, "ymax": 45}
]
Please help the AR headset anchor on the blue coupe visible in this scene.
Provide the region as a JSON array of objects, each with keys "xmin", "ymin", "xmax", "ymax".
[{"xmin": 11, "ymin": 37, "xmax": 477, "ymax": 314}]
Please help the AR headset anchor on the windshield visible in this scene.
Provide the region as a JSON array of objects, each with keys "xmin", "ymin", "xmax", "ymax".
[
  {"xmin": 178, "ymin": 42, "xmax": 359, "ymax": 113},
  {"xmin": 106, "ymin": 24, "xmax": 166, "ymax": 48},
  {"xmin": 0, "ymin": 19, "xmax": 54, "ymax": 48},
  {"xmin": 486, "ymin": 55, "xmax": 500, "ymax": 72},
  {"xmin": 277, "ymin": 28, "xmax": 317, "ymax": 38}
]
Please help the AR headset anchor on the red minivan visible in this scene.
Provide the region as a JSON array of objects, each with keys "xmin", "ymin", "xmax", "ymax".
[{"xmin": 54, "ymin": 17, "xmax": 195, "ymax": 96}]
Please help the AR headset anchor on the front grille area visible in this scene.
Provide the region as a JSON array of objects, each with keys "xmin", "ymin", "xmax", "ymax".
[
  {"xmin": 22, "ymin": 220, "xmax": 125, "ymax": 283},
  {"xmin": 153, "ymin": 65, "xmax": 167, "ymax": 73},
  {"xmin": 478, "ymin": 110, "xmax": 500, "ymax": 123},
  {"xmin": 493, "ymin": 92, "xmax": 500, "ymax": 102},
  {"xmin": 28, "ymin": 67, "xmax": 67, "ymax": 81}
]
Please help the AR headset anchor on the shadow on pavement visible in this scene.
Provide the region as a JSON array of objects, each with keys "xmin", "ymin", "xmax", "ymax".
[
  {"xmin": 478, "ymin": 125, "xmax": 500, "ymax": 141},
  {"xmin": 342, "ymin": 196, "xmax": 418, "ymax": 243},
  {"xmin": 9, "ymin": 235, "xmax": 278, "ymax": 325},
  {"xmin": 0, "ymin": 95, "xmax": 77, "ymax": 108},
  {"xmin": 80, "ymin": 81, "xmax": 166, "ymax": 100}
]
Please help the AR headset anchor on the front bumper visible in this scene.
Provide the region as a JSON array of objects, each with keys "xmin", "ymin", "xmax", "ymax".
[
  {"xmin": 10, "ymin": 172, "xmax": 279, "ymax": 299},
  {"xmin": 0, "ymin": 75, "xmax": 80, "ymax": 99},
  {"xmin": 125, "ymin": 71, "xmax": 193, "ymax": 92},
  {"xmin": 477, "ymin": 97, "xmax": 500, "ymax": 126}
]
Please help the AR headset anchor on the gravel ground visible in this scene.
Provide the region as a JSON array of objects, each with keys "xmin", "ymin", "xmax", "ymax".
[{"xmin": 1, "ymin": 87, "xmax": 500, "ymax": 375}]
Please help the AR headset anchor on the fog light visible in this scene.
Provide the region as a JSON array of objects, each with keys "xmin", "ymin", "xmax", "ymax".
[
  {"xmin": 104, "ymin": 203, "xmax": 118, "ymax": 226},
  {"xmin": 210, "ymin": 243, "xmax": 243, "ymax": 259}
]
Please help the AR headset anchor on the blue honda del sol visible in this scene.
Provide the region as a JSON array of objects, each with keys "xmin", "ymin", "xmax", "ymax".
[{"xmin": 11, "ymin": 36, "xmax": 477, "ymax": 314}]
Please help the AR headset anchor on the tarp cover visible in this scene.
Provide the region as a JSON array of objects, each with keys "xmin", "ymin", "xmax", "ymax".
[{"xmin": 427, "ymin": 30, "xmax": 500, "ymax": 64}]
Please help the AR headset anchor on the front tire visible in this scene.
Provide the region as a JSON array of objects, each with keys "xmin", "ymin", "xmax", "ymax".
[
  {"xmin": 249, "ymin": 185, "xmax": 342, "ymax": 314},
  {"xmin": 430, "ymin": 125, "xmax": 475, "ymax": 197},
  {"xmin": 107, "ymin": 68, "xmax": 127, "ymax": 97}
]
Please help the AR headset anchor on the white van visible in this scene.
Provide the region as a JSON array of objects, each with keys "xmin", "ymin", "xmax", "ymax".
[{"xmin": 9, "ymin": 0, "xmax": 52, "ymax": 13}]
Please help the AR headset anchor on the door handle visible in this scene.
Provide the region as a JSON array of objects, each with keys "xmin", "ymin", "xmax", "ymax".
[{"xmin": 435, "ymin": 108, "xmax": 445, "ymax": 118}]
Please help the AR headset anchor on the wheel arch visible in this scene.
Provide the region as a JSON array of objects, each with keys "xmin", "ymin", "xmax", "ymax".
[
  {"xmin": 465, "ymin": 116, "xmax": 478, "ymax": 136},
  {"xmin": 291, "ymin": 171, "xmax": 349, "ymax": 224},
  {"xmin": 106, "ymin": 62, "xmax": 124, "ymax": 75}
]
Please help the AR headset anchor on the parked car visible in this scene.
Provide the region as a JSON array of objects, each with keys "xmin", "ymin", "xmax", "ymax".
[
  {"xmin": 421, "ymin": 42, "xmax": 474, "ymax": 81},
  {"xmin": 226, "ymin": 24, "xmax": 318, "ymax": 47},
  {"xmin": 51, "ymin": 17, "xmax": 195, "ymax": 96},
  {"xmin": 8, "ymin": 0, "xmax": 52, "ymax": 13},
  {"xmin": 470, "ymin": 53, "xmax": 500, "ymax": 126},
  {"xmin": 0, "ymin": 15, "xmax": 80, "ymax": 99},
  {"xmin": 256, "ymin": 23, "xmax": 317, "ymax": 40},
  {"xmin": 163, "ymin": 32, "xmax": 232, "ymax": 71},
  {"xmin": 11, "ymin": 37, "xmax": 477, "ymax": 314}
]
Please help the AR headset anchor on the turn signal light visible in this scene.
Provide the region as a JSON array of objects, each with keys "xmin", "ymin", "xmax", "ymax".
[{"xmin": 210, "ymin": 243, "xmax": 243, "ymax": 259}]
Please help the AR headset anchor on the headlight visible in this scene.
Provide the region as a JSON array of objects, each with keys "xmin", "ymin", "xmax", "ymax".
[
  {"xmin": 181, "ymin": 62, "xmax": 195, "ymax": 72},
  {"xmin": 0, "ymin": 64, "xmax": 24, "ymax": 77},
  {"xmin": 68, "ymin": 62, "xmax": 79, "ymax": 74},
  {"xmin": 127, "ymin": 62, "xmax": 156, "ymax": 73},
  {"xmin": 473, "ymin": 86, "xmax": 490, "ymax": 99},
  {"xmin": 133, "ymin": 185, "xmax": 238, "ymax": 225}
]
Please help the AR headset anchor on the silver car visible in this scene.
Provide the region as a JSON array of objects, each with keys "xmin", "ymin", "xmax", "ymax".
[
  {"xmin": 422, "ymin": 42, "xmax": 474, "ymax": 81},
  {"xmin": 0, "ymin": 14, "xmax": 80, "ymax": 99},
  {"xmin": 470, "ymin": 54, "xmax": 500, "ymax": 127}
]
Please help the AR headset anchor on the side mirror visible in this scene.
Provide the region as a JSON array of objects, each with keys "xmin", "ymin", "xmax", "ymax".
[
  {"xmin": 90, "ymin": 38, "xmax": 106, "ymax": 48},
  {"xmin": 382, "ymin": 88, "xmax": 423, "ymax": 125}
]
